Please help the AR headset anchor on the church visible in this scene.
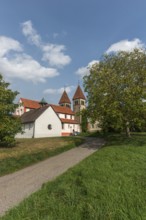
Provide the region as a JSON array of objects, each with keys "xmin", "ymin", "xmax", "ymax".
[{"xmin": 15, "ymin": 85, "xmax": 98, "ymax": 138}]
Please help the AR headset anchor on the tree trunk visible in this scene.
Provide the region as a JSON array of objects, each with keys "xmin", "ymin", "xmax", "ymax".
[{"xmin": 126, "ymin": 122, "xmax": 131, "ymax": 138}]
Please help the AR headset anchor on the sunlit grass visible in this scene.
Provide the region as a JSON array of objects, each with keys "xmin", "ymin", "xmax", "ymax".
[
  {"xmin": 1, "ymin": 133, "xmax": 146, "ymax": 220},
  {"xmin": 0, "ymin": 137, "xmax": 84, "ymax": 176}
]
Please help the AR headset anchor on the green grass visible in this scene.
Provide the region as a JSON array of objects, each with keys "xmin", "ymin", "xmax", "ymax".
[
  {"xmin": 0, "ymin": 137, "xmax": 84, "ymax": 177},
  {"xmin": 1, "ymin": 133, "xmax": 146, "ymax": 220}
]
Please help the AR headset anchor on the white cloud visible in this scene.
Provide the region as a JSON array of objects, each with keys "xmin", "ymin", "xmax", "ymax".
[
  {"xmin": 21, "ymin": 20, "xmax": 71, "ymax": 68},
  {"xmin": 21, "ymin": 20, "xmax": 41, "ymax": 47},
  {"xmin": 0, "ymin": 36, "xmax": 59, "ymax": 83},
  {"xmin": 76, "ymin": 38, "xmax": 145, "ymax": 79},
  {"xmin": 43, "ymin": 85, "xmax": 75, "ymax": 94},
  {"xmin": 76, "ymin": 60, "xmax": 99, "ymax": 78},
  {"xmin": 0, "ymin": 36, "xmax": 23, "ymax": 57},
  {"xmin": 76, "ymin": 66, "xmax": 89, "ymax": 78},
  {"xmin": 0, "ymin": 20, "xmax": 71, "ymax": 83},
  {"xmin": 106, "ymin": 38, "xmax": 145, "ymax": 53},
  {"xmin": 42, "ymin": 44, "xmax": 71, "ymax": 68}
]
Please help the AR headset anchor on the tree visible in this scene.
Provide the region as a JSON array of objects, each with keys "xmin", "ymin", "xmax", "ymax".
[
  {"xmin": 0, "ymin": 74, "xmax": 22, "ymax": 146},
  {"xmin": 83, "ymin": 49, "xmax": 146, "ymax": 137},
  {"xmin": 80, "ymin": 109, "xmax": 88, "ymax": 133}
]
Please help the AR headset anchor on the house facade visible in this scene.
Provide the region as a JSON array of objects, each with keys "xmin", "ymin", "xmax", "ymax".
[{"xmin": 15, "ymin": 98, "xmax": 41, "ymax": 116}]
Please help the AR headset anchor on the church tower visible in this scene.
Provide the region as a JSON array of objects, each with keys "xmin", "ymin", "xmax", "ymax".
[
  {"xmin": 72, "ymin": 85, "xmax": 86, "ymax": 124},
  {"xmin": 59, "ymin": 90, "xmax": 71, "ymax": 108}
]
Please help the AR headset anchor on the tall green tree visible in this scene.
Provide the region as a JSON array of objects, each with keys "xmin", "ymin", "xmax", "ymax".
[
  {"xmin": 0, "ymin": 74, "xmax": 21, "ymax": 146},
  {"xmin": 84, "ymin": 49, "xmax": 146, "ymax": 137},
  {"xmin": 80, "ymin": 109, "xmax": 88, "ymax": 133}
]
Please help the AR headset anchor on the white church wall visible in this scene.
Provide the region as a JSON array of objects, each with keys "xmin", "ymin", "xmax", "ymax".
[
  {"xmin": 16, "ymin": 123, "xmax": 34, "ymax": 138},
  {"xmin": 61, "ymin": 123, "xmax": 80, "ymax": 135},
  {"xmin": 34, "ymin": 106, "xmax": 62, "ymax": 138}
]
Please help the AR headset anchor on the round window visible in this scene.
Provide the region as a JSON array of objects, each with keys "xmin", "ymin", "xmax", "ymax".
[{"xmin": 48, "ymin": 124, "xmax": 52, "ymax": 130}]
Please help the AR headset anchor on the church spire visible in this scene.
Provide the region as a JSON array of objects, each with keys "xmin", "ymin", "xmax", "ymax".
[
  {"xmin": 59, "ymin": 90, "xmax": 71, "ymax": 108},
  {"xmin": 72, "ymin": 85, "xmax": 86, "ymax": 101},
  {"xmin": 39, "ymin": 97, "xmax": 48, "ymax": 107}
]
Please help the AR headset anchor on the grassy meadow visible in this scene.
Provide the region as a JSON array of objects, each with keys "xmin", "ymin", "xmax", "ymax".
[
  {"xmin": 1, "ymin": 133, "xmax": 146, "ymax": 220},
  {"xmin": 0, "ymin": 136, "xmax": 84, "ymax": 177}
]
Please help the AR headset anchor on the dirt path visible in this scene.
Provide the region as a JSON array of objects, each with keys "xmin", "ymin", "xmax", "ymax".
[{"xmin": 0, "ymin": 137, "xmax": 105, "ymax": 216}]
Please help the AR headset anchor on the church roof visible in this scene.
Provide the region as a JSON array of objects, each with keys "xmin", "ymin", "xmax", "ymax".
[
  {"xmin": 72, "ymin": 85, "xmax": 86, "ymax": 100},
  {"xmin": 50, "ymin": 104, "xmax": 74, "ymax": 115},
  {"xmin": 20, "ymin": 104, "xmax": 76, "ymax": 123},
  {"xmin": 60, "ymin": 118, "xmax": 79, "ymax": 124},
  {"xmin": 21, "ymin": 106, "xmax": 49, "ymax": 123},
  {"xmin": 20, "ymin": 98, "xmax": 41, "ymax": 109},
  {"xmin": 58, "ymin": 90, "xmax": 71, "ymax": 104}
]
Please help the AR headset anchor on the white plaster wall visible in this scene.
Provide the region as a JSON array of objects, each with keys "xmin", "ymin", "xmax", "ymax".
[
  {"xmin": 66, "ymin": 114, "xmax": 71, "ymax": 119},
  {"xmin": 58, "ymin": 113, "xmax": 74, "ymax": 120},
  {"xmin": 88, "ymin": 121, "xmax": 101, "ymax": 132},
  {"xmin": 62, "ymin": 123, "xmax": 80, "ymax": 134},
  {"xmin": 58, "ymin": 113, "xmax": 65, "ymax": 118},
  {"xmin": 34, "ymin": 106, "xmax": 62, "ymax": 138},
  {"xmin": 15, "ymin": 106, "xmax": 25, "ymax": 116},
  {"xmin": 74, "ymin": 124, "xmax": 80, "ymax": 132},
  {"xmin": 16, "ymin": 123, "xmax": 34, "ymax": 138}
]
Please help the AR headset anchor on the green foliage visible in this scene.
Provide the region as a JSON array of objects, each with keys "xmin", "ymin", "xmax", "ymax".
[
  {"xmin": 80, "ymin": 109, "xmax": 88, "ymax": 132},
  {"xmin": 84, "ymin": 49, "xmax": 146, "ymax": 136},
  {"xmin": 0, "ymin": 74, "xmax": 22, "ymax": 146}
]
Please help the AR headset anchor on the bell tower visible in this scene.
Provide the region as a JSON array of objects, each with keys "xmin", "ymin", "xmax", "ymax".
[
  {"xmin": 72, "ymin": 85, "xmax": 86, "ymax": 124},
  {"xmin": 59, "ymin": 90, "xmax": 71, "ymax": 108}
]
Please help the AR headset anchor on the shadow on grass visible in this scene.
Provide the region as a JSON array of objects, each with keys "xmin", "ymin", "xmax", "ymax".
[{"xmin": 102, "ymin": 132, "xmax": 146, "ymax": 148}]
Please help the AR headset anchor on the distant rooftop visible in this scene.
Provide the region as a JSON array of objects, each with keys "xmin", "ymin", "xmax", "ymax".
[
  {"xmin": 72, "ymin": 85, "xmax": 86, "ymax": 100},
  {"xmin": 20, "ymin": 98, "xmax": 41, "ymax": 109},
  {"xmin": 58, "ymin": 90, "xmax": 71, "ymax": 104}
]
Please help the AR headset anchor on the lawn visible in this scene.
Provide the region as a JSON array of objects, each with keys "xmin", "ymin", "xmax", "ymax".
[
  {"xmin": 1, "ymin": 133, "xmax": 146, "ymax": 220},
  {"xmin": 0, "ymin": 136, "xmax": 84, "ymax": 177}
]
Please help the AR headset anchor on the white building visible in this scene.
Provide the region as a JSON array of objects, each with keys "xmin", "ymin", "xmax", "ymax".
[
  {"xmin": 16, "ymin": 85, "xmax": 100, "ymax": 138},
  {"xmin": 16, "ymin": 104, "xmax": 80, "ymax": 138},
  {"xmin": 15, "ymin": 98, "xmax": 41, "ymax": 116}
]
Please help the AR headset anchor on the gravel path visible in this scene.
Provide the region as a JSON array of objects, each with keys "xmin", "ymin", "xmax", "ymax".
[{"xmin": 0, "ymin": 137, "xmax": 105, "ymax": 216}]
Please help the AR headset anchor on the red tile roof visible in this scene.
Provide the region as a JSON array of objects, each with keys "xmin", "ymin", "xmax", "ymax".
[
  {"xmin": 58, "ymin": 90, "xmax": 71, "ymax": 104},
  {"xmin": 50, "ymin": 104, "xmax": 75, "ymax": 115},
  {"xmin": 60, "ymin": 118, "xmax": 79, "ymax": 124},
  {"xmin": 20, "ymin": 98, "xmax": 41, "ymax": 109},
  {"xmin": 72, "ymin": 85, "xmax": 86, "ymax": 100}
]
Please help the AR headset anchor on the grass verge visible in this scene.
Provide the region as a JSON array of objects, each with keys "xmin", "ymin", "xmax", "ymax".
[
  {"xmin": 1, "ymin": 133, "xmax": 146, "ymax": 220},
  {"xmin": 0, "ymin": 137, "xmax": 84, "ymax": 177}
]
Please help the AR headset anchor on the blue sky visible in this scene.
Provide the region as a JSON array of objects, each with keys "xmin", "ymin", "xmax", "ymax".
[{"xmin": 0, "ymin": 0, "xmax": 146, "ymax": 104}]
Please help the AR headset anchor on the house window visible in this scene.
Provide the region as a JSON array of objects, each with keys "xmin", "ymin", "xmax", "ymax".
[
  {"xmin": 65, "ymin": 114, "xmax": 67, "ymax": 118},
  {"xmin": 62, "ymin": 123, "xmax": 64, "ymax": 129}
]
